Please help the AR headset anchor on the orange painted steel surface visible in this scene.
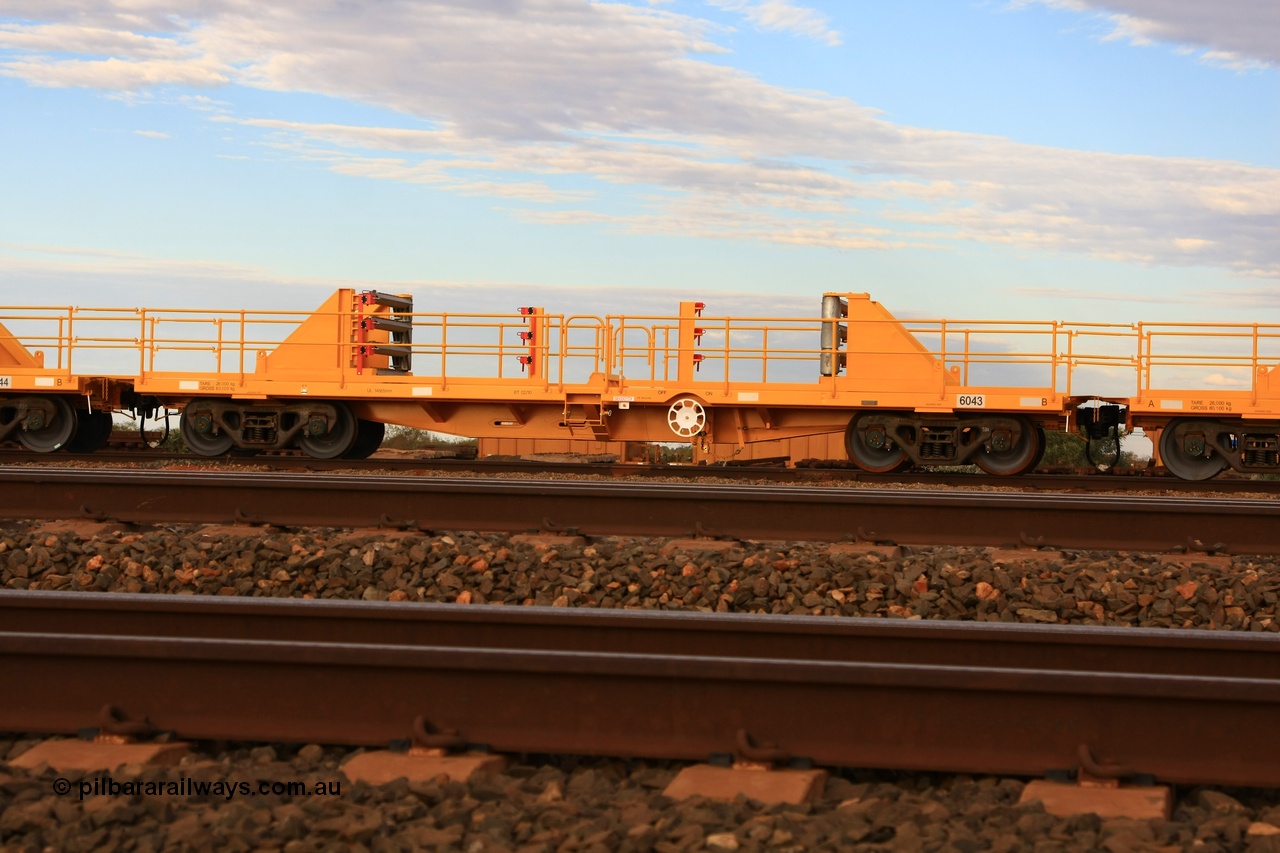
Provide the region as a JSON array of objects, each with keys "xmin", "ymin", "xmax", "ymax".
[
  {"xmin": 1, "ymin": 308, "xmax": 106, "ymax": 451},
  {"xmin": 0, "ymin": 313, "xmax": 85, "ymax": 394},
  {"xmin": 3, "ymin": 288, "xmax": 1067, "ymax": 431},
  {"xmin": 1055, "ymin": 320, "xmax": 1280, "ymax": 424},
  {"xmin": 3, "ymin": 289, "xmax": 1280, "ymax": 477}
]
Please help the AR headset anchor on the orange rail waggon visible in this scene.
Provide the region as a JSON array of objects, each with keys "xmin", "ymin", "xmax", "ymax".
[{"xmin": 2, "ymin": 289, "xmax": 1278, "ymax": 480}]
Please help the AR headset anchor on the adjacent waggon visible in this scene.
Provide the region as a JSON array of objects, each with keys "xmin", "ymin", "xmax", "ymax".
[{"xmin": 2, "ymin": 289, "xmax": 1278, "ymax": 480}]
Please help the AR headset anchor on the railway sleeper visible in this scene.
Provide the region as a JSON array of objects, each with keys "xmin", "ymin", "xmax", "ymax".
[{"xmin": 344, "ymin": 715, "xmax": 505, "ymax": 786}]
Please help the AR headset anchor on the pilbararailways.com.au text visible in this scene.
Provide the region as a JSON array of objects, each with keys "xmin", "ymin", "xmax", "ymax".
[{"xmin": 54, "ymin": 775, "xmax": 342, "ymax": 801}]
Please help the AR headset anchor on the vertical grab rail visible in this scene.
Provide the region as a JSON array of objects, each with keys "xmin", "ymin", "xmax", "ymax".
[
  {"xmin": 1253, "ymin": 324, "xmax": 1260, "ymax": 407},
  {"xmin": 440, "ymin": 314, "xmax": 449, "ymax": 390},
  {"xmin": 1050, "ymin": 321, "xmax": 1058, "ymax": 397},
  {"xmin": 761, "ymin": 326, "xmax": 770, "ymax": 384},
  {"xmin": 661, "ymin": 321, "xmax": 672, "ymax": 383},
  {"xmin": 497, "ymin": 317, "xmax": 507, "ymax": 381},
  {"xmin": 1141, "ymin": 322, "xmax": 1152, "ymax": 394},
  {"xmin": 215, "ymin": 317, "xmax": 224, "ymax": 378},
  {"xmin": 598, "ymin": 318, "xmax": 609, "ymax": 386},
  {"xmin": 236, "ymin": 311, "xmax": 245, "ymax": 383},
  {"xmin": 137, "ymin": 310, "xmax": 148, "ymax": 382},
  {"xmin": 553, "ymin": 315, "xmax": 562, "ymax": 390},
  {"xmin": 1137, "ymin": 323, "xmax": 1149, "ymax": 396},
  {"xmin": 722, "ymin": 315, "xmax": 731, "ymax": 393},
  {"xmin": 1065, "ymin": 330, "xmax": 1075, "ymax": 398},
  {"xmin": 938, "ymin": 320, "xmax": 947, "ymax": 398},
  {"xmin": 60, "ymin": 312, "xmax": 70, "ymax": 373},
  {"xmin": 609, "ymin": 316, "xmax": 626, "ymax": 380},
  {"xmin": 552, "ymin": 313, "xmax": 562, "ymax": 392}
]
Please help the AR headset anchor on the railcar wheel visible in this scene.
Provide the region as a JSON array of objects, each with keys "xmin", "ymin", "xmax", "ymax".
[
  {"xmin": 66, "ymin": 410, "xmax": 114, "ymax": 453},
  {"xmin": 973, "ymin": 417, "xmax": 1042, "ymax": 476},
  {"xmin": 298, "ymin": 402, "xmax": 357, "ymax": 459},
  {"xmin": 181, "ymin": 403, "xmax": 235, "ymax": 456},
  {"xmin": 18, "ymin": 396, "xmax": 76, "ymax": 452},
  {"xmin": 844, "ymin": 412, "xmax": 908, "ymax": 473},
  {"xmin": 1159, "ymin": 418, "xmax": 1227, "ymax": 481},
  {"xmin": 667, "ymin": 398, "xmax": 707, "ymax": 438},
  {"xmin": 344, "ymin": 419, "xmax": 385, "ymax": 459}
]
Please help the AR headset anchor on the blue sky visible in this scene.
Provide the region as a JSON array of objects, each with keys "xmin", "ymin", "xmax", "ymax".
[{"xmin": 0, "ymin": 0, "xmax": 1276, "ymax": 325}]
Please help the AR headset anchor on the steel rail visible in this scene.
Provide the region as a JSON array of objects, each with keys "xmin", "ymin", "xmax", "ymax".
[
  {"xmin": 2, "ymin": 591, "xmax": 1278, "ymax": 678},
  {"xmin": 2, "ymin": 593, "xmax": 1279, "ymax": 787},
  {"xmin": 2, "ymin": 466, "xmax": 1279, "ymax": 554},
  {"xmin": 5, "ymin": 447, "xmax": 1280, "ymax": 494}
]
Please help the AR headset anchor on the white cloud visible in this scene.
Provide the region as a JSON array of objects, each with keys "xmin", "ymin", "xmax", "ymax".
[
  {"xmin": 1011, "ymin": 286, "xmax": 1193, "ymax": 305},
  {"xmin": 1203, "ymin": 371, "xmax": 1249, "ymax": 387},
  {"xmin": 0, "ymin": 241, "xmax": 816, "ymax": 318},
  {"xmin": 1022, "ymin": 0, "xmax": 1279, "ymax": 68},
  {"xmin": 705, "ymin": 0, "xmax": 842, "ymax": 46},
  {"xmin": 0, "ymin": 1, "xmax": 1276, "ymax": 281},
  {"xmin": 4, "ymin": 55, "xmax": 229, "ymax": 89},
  {"xmin": 0, "ymin": 22, "xmax": 190, "ymax": 57},
  {"xmin": 133, "ymin": 129, "xmax": 170, "ymax": 138}
]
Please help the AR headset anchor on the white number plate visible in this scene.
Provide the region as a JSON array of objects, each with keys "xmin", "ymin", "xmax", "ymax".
[
  {"xmin": 0, "ymin": 376, "xmax": 10, "ymax": 389},
  {"xmin": 957, "ymin": 394, "xmax": 985, "ymax": 407}
]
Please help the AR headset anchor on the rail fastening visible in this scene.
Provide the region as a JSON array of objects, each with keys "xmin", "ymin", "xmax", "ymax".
[
  {"xmin": 2, "ymin": 467, "xmax": 1279, "ymax": 554},
  {"xmin": 2, "ymin": 592, "xmax": 1279, "ymax": 788}
]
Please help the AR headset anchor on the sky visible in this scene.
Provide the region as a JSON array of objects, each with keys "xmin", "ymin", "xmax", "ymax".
[{"xmin": 0, "ymin": 0, "xmax": 1276, "ymax": 328}]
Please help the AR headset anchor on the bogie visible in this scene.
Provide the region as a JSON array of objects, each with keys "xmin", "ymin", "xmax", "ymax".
[
  {"xmin": 296, "ymin": 403, "xmax": 358, "ymax": 459},
  {"xmin": 970, "ymin": 417, "xmax": 1042, "ymax": 476},
  {"xmin": 844, "ymin": 412, "xmax": 1045, "ymax": 476},
  {"xmin": 180, "ymin": 402, "xmax": 235, "ymax": 457},
  {"xmin": 1158, "ymin": 418, "xmax": 1280, "ymax": 481},
  {"xmin": 178, "ymin": 399, "xmax": 359, "ymax": 458},
  {"xmin": 5, "ymin": 395, "xmax": 78, "ymax": 453},
  {"xmin": 844, "ymin": 412, "xmax": 910, "ymax": 473}
]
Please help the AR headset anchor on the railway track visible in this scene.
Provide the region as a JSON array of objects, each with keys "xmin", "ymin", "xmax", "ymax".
[
  {"xmin": 5, "ymin": 445, "xmax": 1280, "ymax": 495},
  {"xmin": 3, "ymin": 591, "xmax": 1279, "ymax": 788},
  {"xmin": 2, "ymin": 465, "xmax": 1278, "ymax": 554}
]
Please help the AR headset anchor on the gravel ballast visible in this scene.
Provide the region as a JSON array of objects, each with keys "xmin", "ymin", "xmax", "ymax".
[
  {"xmin": 3, "ymin": 519, "xmax": 1280, "ymax": 850},
  {"xmin": 0, "ymin": 521, "xmax": 1276, "ymax": 631},
  {"xmin": 4, "ymin": 740, "xmax": 1280, "ymax": 852}
]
